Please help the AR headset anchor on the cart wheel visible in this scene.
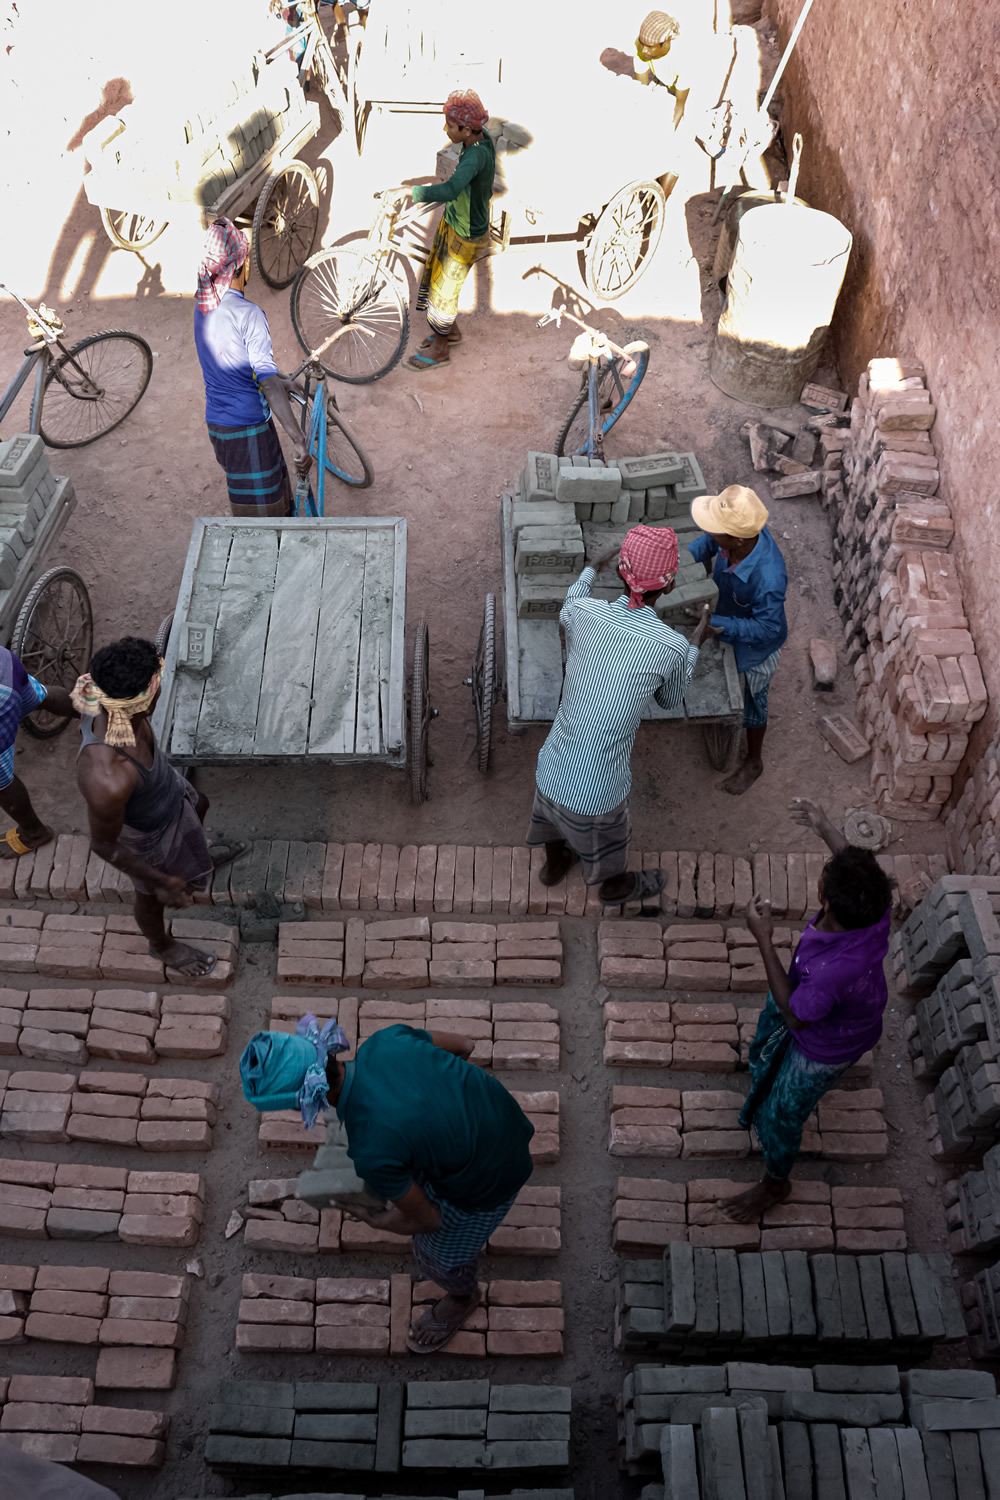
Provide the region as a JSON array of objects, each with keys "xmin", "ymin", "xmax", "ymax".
[
  {"xmin": 99, "ymin": 207, "xmax": 168, "ymax": 252},
  {"xmin": 583, "ymin": 179, "xmax": 667, "ymax": 302},
  {"xmin": 12, "ymin": 567, "xmax": 93, "ymax": 739},
  {"xmin": 703, "ymin": 722, "xmax": 743, "ymax": 773},
  {"xmin": 155, "ymin": 613, "xmax": 174, "ymax": 658},
  {"xmin": 408, "ymin": 620, "xmax": 432, "ymax": 803},
  {"xmin": 252, "ymin": 161, "xmax": 320, "ymax": 289},
  {"xmin": 470, "ymin": 593, "xmax": 499, "ymax": 773}
]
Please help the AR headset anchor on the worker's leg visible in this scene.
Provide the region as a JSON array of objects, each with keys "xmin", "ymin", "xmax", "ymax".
[{"xmin": 0, "ymin": 774, "xmax": 52, "ymax": 852}]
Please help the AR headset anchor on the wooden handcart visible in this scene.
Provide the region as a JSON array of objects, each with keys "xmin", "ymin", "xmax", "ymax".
[
  {"xmin": 470, "ymin": 495, "xmax": 744, "ymax": 772},
  {"xmin": 152, "ymin": 517, "xmax": 433, "ymax": 801}
]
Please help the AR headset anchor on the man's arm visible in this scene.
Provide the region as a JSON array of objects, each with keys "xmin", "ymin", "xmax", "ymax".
[
  {"xmin": 789, "ymin": 798, "xmax": 847, "ymax": 855},
  {"xmin": 652, "ymin": 605, "xmax": 714, "ymax": 710},
  {"xmin": 710, "ymin": 584, "xmax": 786, "ymax": 645},
  {"xmin": 412, "ymin": 148, "xmax": 483, "ymax": 206},
  {"xmin": 746, "ymin": 894, "xmax": 804, "ymax": 1028},
  {"xmin": 32, "ymin": 686, "xmax": 77, "ymax": 719},
  {"xmin": 686, "ymin": 534, "xmax": 716, "ymax": 577},
  {"xmin": 259, "ymin": 375, "xmax": 312, "ymax": 478},
  {"xmin": 78, "ymin": 758, "xmax": 191, "ymax": 906},
  {"xmin": 346, "ymin": 1180, "xmax": 442, "ymax": 1236},
  {"xmin": 427, "ymin": 1030, "xmax": 474, "ymax": 1060}
]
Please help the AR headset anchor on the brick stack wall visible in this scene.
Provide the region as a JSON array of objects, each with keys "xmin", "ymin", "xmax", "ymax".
[{"xmin": 0, "ymin": 1167, "xmax": 204, "ymax": 1246}]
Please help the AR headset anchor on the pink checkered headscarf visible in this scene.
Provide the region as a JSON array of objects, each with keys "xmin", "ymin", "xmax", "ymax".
[
  {"xmin": 619, "ymin": 524, "xmax": 679, "ymax": 609},
  {"xmin": 444, "ymin": 88, "xmax": 489, "ymax": 133},
  {"xmin": 195, "ymin": 217, "xmax": 249, "ymax": 314}
]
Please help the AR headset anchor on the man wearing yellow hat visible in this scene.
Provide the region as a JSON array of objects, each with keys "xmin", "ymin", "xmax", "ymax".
[{"xmin": 689, "ymin": 485, "xmax": 788, "ymax": 795}]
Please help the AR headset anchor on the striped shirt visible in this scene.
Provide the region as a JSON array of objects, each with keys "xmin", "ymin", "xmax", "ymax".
[{"xmin": 534, "ymin": 567, "xmax": 699, "ymax": 816}]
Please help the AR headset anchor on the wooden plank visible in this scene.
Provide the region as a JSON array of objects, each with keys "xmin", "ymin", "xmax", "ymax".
[
  {"xmin": 501, "ymin": 495, "xmax": 522, "ymax": 727},
  {"xmin": 253, "ymin": 529, "xmax": 326, "ymax": 756},
  {"xmin": 193, "ymin": 527, "xmax": 279, "ymax": 756},
  {"xmin": 307, "ymin": 527, "xmax": 368, "ymax": 755},
  {"xmin": 158, "ymin": 522, "xmax": 232, "ymax": 758},
  {"xmin": 354, "ymin": 527, "xmax": 395, "ymax": 756},
  {"xmin": 385, "ymin": 520, "xmax": 407, "ymax": 756}
]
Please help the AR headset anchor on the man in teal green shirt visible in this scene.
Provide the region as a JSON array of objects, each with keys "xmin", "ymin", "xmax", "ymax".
[{"xmin": 408, "ymin": 88, "xmax": 496, "ymax": 370}]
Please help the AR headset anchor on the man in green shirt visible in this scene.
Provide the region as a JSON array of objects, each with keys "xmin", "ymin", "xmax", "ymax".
[{"xmin": 408, "ymin": 88, "xmax": 496, "ymax": 371}]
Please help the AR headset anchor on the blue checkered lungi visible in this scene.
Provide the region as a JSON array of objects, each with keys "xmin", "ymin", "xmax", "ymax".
[{"xmin": 411, "ymin": 1182, "xmax": 518, "ymax": 1296}]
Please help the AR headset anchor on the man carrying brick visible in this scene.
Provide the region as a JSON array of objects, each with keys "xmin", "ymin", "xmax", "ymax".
[
  {"xmin": 240, "ymin": 1018, "xmax": 534, "ymax": 1353},
  {"xmin": 688, "ymin": 485, "xmax": 788, "ymax": 796},
  {"xmin": 75, "ymin": 637, "xmax": 244, "ymax": 980},
  {"xmin": 0, "ymin": 645, "xmax": 77, "ymax": 858},
  {"xmin": 527, "ymin": 527, "xmax": 713, "ymax": 907},
  {"xmin": 723, "ymin": 798, "xmax": 892, "ymax": 1224}
]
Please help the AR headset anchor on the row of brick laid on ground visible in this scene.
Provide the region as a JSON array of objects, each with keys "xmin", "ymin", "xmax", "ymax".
[
  {"xmin": 278, "ymin": 917, "xmax": 563, "ymax": 988},
  {"xmin": 602, "ymin": 998, "xmax": 875, "ymax": 1072},
  {"xmin": 205, "ymin": 1378, "xmax": 571, "ymax": 1474},
  {"xmin": 615, "ymin": 1242, "xmax": 964, "ymax": 1358},
  {"xmin": 0, "ymin": 908, "xmax": 235, "ymax": 986},
  {"xmin": 0, "ymin": 835, "xmax": 944, "ymax": 918},
  {"xmin": 235, "ymin": 1273, "xmax": 563, "ymax": 1358},
  {"xmin": 612, "ymin": 1177, "xmax": 905, "ymax": 1256},
  {"xmin": 0, "ymin": 1067, "xmax": 218, "ymax": 1150},
  {"xmin": 608, "ymin": 1084, "xmax": 887, "ymax": 1162},
  {"xmin": 0, "ymin": 1158, "xmax": 205, "ymax": 1246},
  {"xmin": 621, "ymin": 1360, "xmax": 1000, "ymax": 1493},
  {"xmin": 0, "ymin": 1371, "xmax": 167, "ymax": 1469}
]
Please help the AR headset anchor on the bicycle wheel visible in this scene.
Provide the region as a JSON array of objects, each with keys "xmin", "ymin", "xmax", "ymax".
[
  {"xmin": 584, "ymin": 180, "xmax": 666, "ymax": 302},
  {"xmin": 554, "ymin": 342, "xmax": 650, "ymax": 458},
  {"xmin": 291, "ymin": 247, "xmax": 409, "ymax": 384},
  {"xmin": 471, "ymin": 593, "xmax": 498, "ymax": 774},
  {"xmin": 37, "ymin": 331, "xmax": 153, "ymax": 448},
  {"xmin": 11, "ymin": 567, "xmax": 93, "ymax": 739},
  {"xmin": 252, "ymin": 161, "xmax": 320, "ymax": 289},
  {"xmin": 290, "ymin": 390, "xmax": 374, "ymax": 488},
  {"xmin": 99, "ymin": 207, "xmax": 168, "ymax": 252}
]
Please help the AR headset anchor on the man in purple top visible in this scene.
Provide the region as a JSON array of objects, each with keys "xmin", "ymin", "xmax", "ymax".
[{"xmin": 722, "ymin": 797, "xmax": 893, "ymax": 1223}]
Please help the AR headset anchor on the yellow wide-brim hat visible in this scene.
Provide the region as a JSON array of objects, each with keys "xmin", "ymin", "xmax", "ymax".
[{"xmin": 690, "ymin": 484, "xmax": 769, "ymax": 538}]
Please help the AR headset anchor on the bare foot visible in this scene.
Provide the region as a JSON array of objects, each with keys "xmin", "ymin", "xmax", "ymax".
[
  {"xmin": 718, "ymin": 758, "xmax": 764, "ymax": 796},
  {"xmin": 150, "ymin": 940, "xmax": 217, "ymax": 978},
  {"xmin": 719, "ymin": 1178, "xmax": 791, "ymax": 1224},
  {"xmin": 407, "ymin": 1291, "xmax": 481, "ymax": 1352}
]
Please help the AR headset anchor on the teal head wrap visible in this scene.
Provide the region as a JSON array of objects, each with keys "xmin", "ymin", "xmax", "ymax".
[{"xmin": 240, "ymin": 1015, "xmax": 349, "ymax": 1128}]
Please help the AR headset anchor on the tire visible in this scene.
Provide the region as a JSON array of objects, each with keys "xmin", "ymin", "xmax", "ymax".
[
  {"xmin": 252, "ymin": 161, "xmax": 320, "ymax": 289},
  {"xmin": 155, "ymin": 613, "xmax": 174, "ymax": 658},
  {"xmin": 12, "ymin": 567, "xmax": 93, "ymax": 739},
  {"xmin": 99, "ymin": 207, "xmax": 168, "ymax": 252},
  {"xmin": 584, "ymin": 179, "xmax": 667, "ymax": 302},
  {"xmin": 290, "ymin": 390, "xmax": 374, "ymax": 489},
  {"xmin": 37, "ymin": 331, "xmax": 153, "ymax": 448},
  {"xmin": 408, "ymin": 620, "xmax": 430, "ymax": 804},
  {"xmin": 554, "ymin": 342, "xmax": 650, "ymax": 458},
  {"xmin": 290, "ymin": 247, "xmax": 409, "ymax": 384},
  {"xmin": 472, "ymin": 593, "xmax": 497, "ymax": 773}
]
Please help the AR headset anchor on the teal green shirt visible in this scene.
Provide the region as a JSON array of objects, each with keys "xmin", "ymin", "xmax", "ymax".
[
  {"xmin": 336, "ymin": 1025, "xmax": 534, "ymax": 1211},
  {"xmin": 412, "ymin": 135, "xmax": 496, "ymax": 240}
]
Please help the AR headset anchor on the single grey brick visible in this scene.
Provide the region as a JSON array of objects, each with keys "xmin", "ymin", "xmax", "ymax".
[
  {"xmin": 926, "ymin": 1252, "xmax": 968, "ymax": 1339},
  {"xmin": 629, "ymin": 490, "xmax": 646, "ymax": 522},
  {"xmin": 673, "ymin": 452, "xmax": 708, "ymax": 503},
  {"xmin": 404, "ymin": 1410, "xmax": 488, "ymax": 1439},
  {"xmin": 783, "ymin": 1251, "xmax": 816, "ymax": 1340},
  {"xmin": 634, "ymin": 1366, "xmax": 727, "ymax": 1395},
  {"xmin": 881, "ymin": 1254, "xmax": 920, "ymax": 1340},
  {"xmin": 702, "ymin": 1406, "xmax": 746, "ymax": 1500},
  {"xmin": 814, "ymin": 1365, "xmax": 899, "ymax": 1394},
  {"xmin": 892, "ymin": 1428, "xmax": 932, "ymax": 1500},
  {"xmin": 485, "ymin": 1440, "xmax": 569, "ymax": 1468},
  {"xmin": 406, "ymin": 1380, "xmax": 490, "ymax": 1409},
  {"xmin": 622, "ymin": 1306, "xmax": 666, "ymax": 1340},
  {"xmin": 219, "ymin": 1379, "xmax": 295, "ymax": 1408},
  {"xmin": 780, "ymin": 1421, "xmax": 813, "ymax": 1499},
  {"xmin": 487, "ymin": 1414, "xmax": 569, "ymax": 1441},
  {"xmin": 45, "ymin": 1207, "xmax": 121, "ymax": 1239},
  {"xmin": 782, "ymin": 1393, "xmax": 893, "ymax": 1427},
  {"xmin": 646, "ymin": 485, "xmax": 669, "ymax": 521},
  {"xmin": 294, "ymin": 1414, "xmax": 378, "ymax": 1442},
  {"xmin": 810, "ymin": 1423, "xmax": 847, "ymax": 1500},
  {"xmin": 610, "ymin": 490, "xmax": 630, "ymax": 525},
  {"xmin": 623, "ymin": 1283, "xmax": 665, "ymax": 1309},
  {"xmin": 857, "ymin": 1257, "xmax": 892, "ymax": 1343},
  {"xmin": 901, "ymin": 1370, "xmax": 996, "ymax": 1399},
  {"xmin": 868, "ymin": 1430, "xmax": 904, "ymax": 1500},
  {"xmin": 289, "ymin": 1440, "xmax": 376, "ymax": 1469},
  {"xmin": 979, "ymin": 1430, "xmax": 1000, "ymax": 1500},
  {"xmin": 204, "ymin": 1434, "xmax": 292, "ymax": 1467},
  {"xmin": 591, "ymin": 502, "xmax": 612, "ymax": 523},
  {"xmin": 512, "ymin": 501, "xmax": 571, "ymax": 532},
  {"xmin": 375, "ymin": 1380, "xmax": 403, "ymax": 1474},
  {"xmin": 717, "ymin": 1249, "xmax": 744, "ymax": 1339},
  {"xmin": 761, "ymin": 1251, "xmax": 791, "ymax": 1339},
  {"xmin": 555, "ymin": 466, "xmax": 622, "ymax": 503},
  {"xmin": 906, "ymin": 1255, "xmax": 946, "ymax": 1339},
  {"xmin": 521, "ymin": 453, "xmax": 560, "ymax": 501},
  {"xmin": 664, "ymin": 1242, "xmax": 696, "ymax": 1332},
  {"xmin": 921, "ymin": 1432, "xmax": 956, "ymax": 1500},
  {"xmin": 670, "ymin": 1395, "xmax": 767, "ymax": 1427},
  {"xmin": 738, "ymin": 1254, "xmax": 768, "ymax": 1341},
  {"xmin": 621, "ymin": 1259, "xmax": 666, "ymax": 1284},
  {"xmin": 909, "ymin": 1397, "xmax": 1000, "ymax": 1431},
  {"xmin": 840, "ymin": 1428, "xmax": 876, "ymax": 1500},
  {"xmin": 0, "ymin": 435, "xmax": 45, "ymax": 487},
  {"xmin": 811, "ymin": 1255, "xmax": 844, "ymax": 1341},
  {"xmin": 728, "ymin": 1364, "xmax": 813, "ymax": 1393},
  {"xmin": 767, "ymin": 1426, "xmax": 786, "ymax": 1500},
  {"xmin": 660, "ymin": 1423, "xmax": 699, "ymax": 1499},
  {"xmin": 294, "ymin": 1382, "xmax": 378, "ymax": 1410},
  {"xmin": 738, "ymin": 1406, "xmax": 773, "ymax": 1500},
  {"xmin": 618, "ymin": 454, "xmax": 690, "ymax": 490},
  {"xmin": 488, "ymin": 1385, "xmax": 571, "ymax": 1413},
  {"xmin": 694, "ymin": 1248, "xmax": 719, "ymax": 1338},
  {"xmin": 834, "ymin": 1256, "xmax": 867, "ymax": 1341},
  {"xmin": 949, "ymin": 1433, "xmax": 986, "ymax": 1500},
  {"xmin": 209, "ymin": 1403, "xmax": 294, "ymax": 1437},
  {"xmin": 402, "ymin": 1438, "xmax": 486, "ymax": 1467}
]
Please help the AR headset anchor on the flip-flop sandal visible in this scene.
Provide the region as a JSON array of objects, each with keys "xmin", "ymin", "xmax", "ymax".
[
  {"xmin": 419, "ymin": 331, "xmax": 462, "ymax": 348},
  {"xmin": 0, "ymin": 826, "xmax": 52, "ymax": 859},
  {"xmin": 408, "ymin": 351, "xmax": 450, "ymax": 371},
  {"xmin": 162, "ymin": 950, "xmax": 219, "ymax": 982},
  {"xmin": 208, "ymin": 839, "xmax": 248, "ymax": 870},
  {"xmin": 405, "ymin": 1301, "xmax": 477, "ymax": 1354},
  {"xmin": 602, "ymin": 868, "xmax": 667, "ymax": 913}
]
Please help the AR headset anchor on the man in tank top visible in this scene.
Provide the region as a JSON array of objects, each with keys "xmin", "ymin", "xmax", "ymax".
[{"xmin": 74, "ymin": 637, "xmax": 244, "ymax": 979}]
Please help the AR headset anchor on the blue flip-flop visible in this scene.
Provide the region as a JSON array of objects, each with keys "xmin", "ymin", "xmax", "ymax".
[{"xmin": 408, "ymin": 351, "xmax": 450, "ymax": 371}]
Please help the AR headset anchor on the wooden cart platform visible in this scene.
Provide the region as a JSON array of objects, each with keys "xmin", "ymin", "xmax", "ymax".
[{"xmin": 153, "ymin": 517, "xmax": 407, "ymax": 768}]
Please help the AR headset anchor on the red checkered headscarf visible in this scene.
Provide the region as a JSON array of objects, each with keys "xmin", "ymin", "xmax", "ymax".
[
  {"xmin": 444, "ymin": 88, "xmax": 489, "ymax": 133},
  {"xmin": 619, "ymin": 524, "xmax": 680, "ymax": 609},
  {"xmin": 196, "ymin": 217, "xmax": 250, "ymax": 314}
]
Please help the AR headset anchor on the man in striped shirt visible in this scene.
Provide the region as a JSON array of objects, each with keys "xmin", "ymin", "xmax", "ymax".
[{"xmin": 526, "ymin": 526, "xmax": 713, "ymax": 907}]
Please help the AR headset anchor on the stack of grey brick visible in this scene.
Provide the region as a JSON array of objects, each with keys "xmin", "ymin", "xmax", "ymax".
[
  {"xmin": 617, "ymin": 1243, "xmax": 964, "ymax": 1358},
  {"xmin": 908, "ymin": 958, "xmax": 986, "ymax": 1078},
  {"xmin": 0, "ymin": 435, "xmax": 73, "ymax": 591},
  {"xmin": 892, "ymin": 879, "xmax": 1000, "ymax": 994},
  {"xmin": 947, "ymin": 1142, "xmax": 1000, "ymax": 1253},
  {"xmin": 206, "ymin": 1380, "xmax": 571, "ymax": 1477}
]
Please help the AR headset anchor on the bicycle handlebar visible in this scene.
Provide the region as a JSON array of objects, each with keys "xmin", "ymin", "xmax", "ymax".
[{"xmin": 536, "ymin": 303, "xmax": 632, "ymax": 360}]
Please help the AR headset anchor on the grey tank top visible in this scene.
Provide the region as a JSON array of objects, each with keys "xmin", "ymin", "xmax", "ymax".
[{"xmin": 78, "ymin": 717, "xmax": 183, "ymax": 833}]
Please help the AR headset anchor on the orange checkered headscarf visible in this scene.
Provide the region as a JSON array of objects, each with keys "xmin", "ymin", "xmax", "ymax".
[
  {"xmin": 444, "ymin": 89, "xmax": 489, "ymax": 132},
  {"xmin": 619, "ymin": 524, "xmax": 679, "ymax": 609}
]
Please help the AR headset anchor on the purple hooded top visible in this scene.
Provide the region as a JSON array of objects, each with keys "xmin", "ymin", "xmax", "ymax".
[{"xmin": 788, "ymin": 908, "xmax": 892, "ymax": 1064}]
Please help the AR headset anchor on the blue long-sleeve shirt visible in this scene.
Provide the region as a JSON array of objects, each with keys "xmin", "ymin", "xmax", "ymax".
[{"xmin": 687, "ymin": 527, "xmax": 788, "ymax": 672}]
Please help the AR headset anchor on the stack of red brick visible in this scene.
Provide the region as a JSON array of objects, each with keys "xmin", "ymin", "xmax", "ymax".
[
  {"xmin": 824, "ymin": 356, "xmax": 987, "ymax": 821},
  {"xmin": 599, "ymin": 921, "xmax": 800, "ymax": 993},
  {"xmin": 0, "ymin": 1068, "xmax": 217, "ymax": 1150},
  {"xmin": 0, "ymin": 1162, "xmax": 205, "ymax": 1246},
  {"xmin": 946, "ymin": 751, "xmax": 1000, "ymax": 875},
  {"xmin": 0, "ymin": 1373, "xmax": 166, "ymax": 1468},
  {"xmin": 0, "ymin": 910, "xmax": 236, "ymax": 985},
  {"xmin": 235, "ymin": 1272, "xmax": 563, "ymax": 1358},
  {"xmin": 277, "ymin": 916, "xmax": 563, "ymax": 988},
  {"xmin": 0, "ymin": 981, "xmax": 229, "ymax": 1066},
  {"xmin": 607, "ymin": 1085, "xmax": 888, "ymax": 1162},
  {"xmin": 612, "ymin": 1176, "xmax": 906, "ymax": 1255}
]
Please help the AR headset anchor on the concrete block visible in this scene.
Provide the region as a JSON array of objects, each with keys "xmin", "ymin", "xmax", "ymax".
[
  {"xmin": 402, "ymin": 1438, "xmax": 486, "ymax": 1466},
  {"xmin": 292, "ymin": 1380, "xmax": 378, "ymax": 1410},
  {"xmin": 406, "ymin": 1379, "xmax": 489, "ymax": 1408},
  {"xmin": 208, "ymin": 1404, "xmax": 294, "ymax": 1438},
  {"xmin": 521, "ymin": 452, "xmax": 561, "ymax": 502},
  {"xmin": 294, "ymin": 1413, "xmax": 379, "ymax": 1442},
  {"xmin": 404, "ymin": 1409, "xmax": 487, "ymax": 1438},
  {"xmin": 556, "ymin": 465, "xmax": 622, "ymax": 503},
  {"xmin": 702, "ymin": 1405, "xmax": 746, "ymax": 1500}
]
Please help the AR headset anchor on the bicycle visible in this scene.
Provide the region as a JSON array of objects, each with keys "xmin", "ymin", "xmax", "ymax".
[
  {"xmin": 290, "ymin": 187, "xmax": 435, "ymax": 385},
  {"xmin": 0, "ymin": 286, "xmax": 152, "ymax": 448},
  {"xmin": 287, "ymin": 343, "xmax": 375, "ymax": 515},
  {"xmin": 537, "ymin": 305, "xmax": 649, "ymax": 460}
]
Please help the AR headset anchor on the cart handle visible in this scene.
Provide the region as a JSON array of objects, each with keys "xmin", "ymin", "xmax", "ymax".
[{"xmin": 536, "ymin": 303, "xmax": 632, "ymax": 361}]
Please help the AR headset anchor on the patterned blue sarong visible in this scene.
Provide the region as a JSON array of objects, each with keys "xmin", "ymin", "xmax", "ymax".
[
  {"xmin": 740, "ymin": 993, "xmax": 847, "ymax": 1180},
  {"xmin": 411, "ymin": 1182, "xmax": 518, "ymax": 1296}
]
